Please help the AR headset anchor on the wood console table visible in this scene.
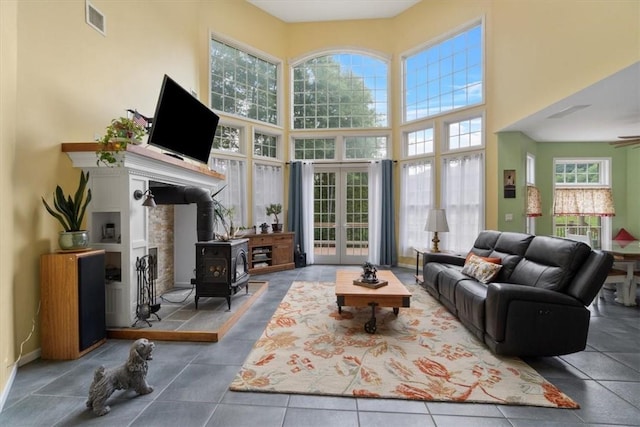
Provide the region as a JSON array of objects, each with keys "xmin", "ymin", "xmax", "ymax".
[{"xmin": 247, "ymin": 232, "xmax": 295, "ymax": 274}]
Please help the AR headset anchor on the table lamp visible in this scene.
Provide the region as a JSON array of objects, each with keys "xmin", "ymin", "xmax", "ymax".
[{"xmin": 425, "ymin": 209, "xmax": 449, "ymax": 252}]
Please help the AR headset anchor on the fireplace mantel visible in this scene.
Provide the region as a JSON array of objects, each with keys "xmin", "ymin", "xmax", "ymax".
[
  {"xmin": 62, "ymin": 142, "xmax": 224, "ymax": 188},
  {"xmin": 62, "ymin": 142, "xmax": 224, "ymax": 327}
]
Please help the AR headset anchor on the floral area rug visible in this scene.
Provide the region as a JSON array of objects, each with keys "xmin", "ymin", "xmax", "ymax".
[{"xmin": 230, "ymin": 280, "xmax": 578, "ymax": 408}]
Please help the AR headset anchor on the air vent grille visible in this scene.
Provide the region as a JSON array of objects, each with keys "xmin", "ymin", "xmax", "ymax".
[{"xmin": 86, "ymin": 1, "xmax": 106, "ymax": 36}]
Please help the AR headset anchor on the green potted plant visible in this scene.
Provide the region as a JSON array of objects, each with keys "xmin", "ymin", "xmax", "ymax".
[
  {"xmin": 41, "ymin": 170, "xmax": 92, "ymax": 250},
  {"xmin": 211, "ymin": 186, "xmax": 234, "ymax": 240},
  {"xmin": 266, "ymin": 203, "xmax": 283, "ymax": 232},
  {"xmin": 96, "ymin": 116, "xmax": 147, "ymax": 166}
]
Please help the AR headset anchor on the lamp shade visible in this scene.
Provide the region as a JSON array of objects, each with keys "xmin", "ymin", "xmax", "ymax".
[{"xmin": 425, "ymin": 209, "xmax": 449, "ymax": 232}]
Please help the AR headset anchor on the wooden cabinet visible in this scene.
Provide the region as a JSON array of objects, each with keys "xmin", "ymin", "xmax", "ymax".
[
  {"xmin": 40, "ymin": 250, "xmax": 106, "ymax": 359},
  {"xmin": 247, "ymin": 232, "xmax": 295, "ymax": 274}
]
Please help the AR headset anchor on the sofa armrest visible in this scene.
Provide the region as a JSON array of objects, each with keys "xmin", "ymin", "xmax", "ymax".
[
  {"xmin": 485, "ymin": 282, "xmax": 584, "ymax": 342},
  {"xmin": 423, "ymin": 252, "xmax": 465, "ymax": 267}
]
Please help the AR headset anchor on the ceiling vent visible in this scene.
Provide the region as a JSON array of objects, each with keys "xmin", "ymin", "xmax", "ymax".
[
  {"xmin": 85, "ymin": 1, "xmax": 106, "ymax": 36},
  {"xmin": 546, "ymin": 105, "xmax": 590, "ymax": 119}
]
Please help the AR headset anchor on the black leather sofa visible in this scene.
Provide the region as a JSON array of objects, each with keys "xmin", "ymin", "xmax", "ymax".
[{"xmin": 422, "ymin": 230, "xmax": 614, "ymax": 357}]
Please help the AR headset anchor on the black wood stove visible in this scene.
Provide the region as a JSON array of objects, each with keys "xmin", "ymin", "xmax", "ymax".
[{"xmin": 193, "ymin": 239, "xmax": 250, "ymax": 310}]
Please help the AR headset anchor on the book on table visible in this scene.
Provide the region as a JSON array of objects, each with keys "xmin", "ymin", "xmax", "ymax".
[{"xmin": 353, "ymin": 279, "xmax": 388, "ymax": 289}]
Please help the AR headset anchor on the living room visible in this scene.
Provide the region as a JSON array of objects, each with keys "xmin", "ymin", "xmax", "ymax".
[{"xmin": 1, "ymin": 0, "xmax": 639, "ymax": 424}]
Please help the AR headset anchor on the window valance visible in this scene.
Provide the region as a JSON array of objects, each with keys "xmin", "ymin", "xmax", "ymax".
[{"xmin": 553, "ymin": 187, "xmax": 615, "ymax": 217}]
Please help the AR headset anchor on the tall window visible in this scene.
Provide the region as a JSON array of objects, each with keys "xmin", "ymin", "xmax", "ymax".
[
  {"xmin": 253, "ymin": 163, "xmax": 283, "ymax": 227},
  {"xmin": 403, "ymin": 23, "xmax": 483, "ymax": 121},
  {"xmin": 441, "ymin": 152, "xmax": 484, "ymax": 253},
  {"xmin": 209, "ymin": 158, "xmax": 247, "ymax": 229},
  {"xmin": 210, "ymin": 38, "xmax": 279, "ymax": 125},
  {"xmin": 292, "ymin": 53, "xmax": 388, "ymax": 129},
  {"xmin": 553, "ymin": 159, "xmax": 612, "ymax": 249},
  {"xmin": 399, "ymin": 160, "xmax": 434, "ymax": 256},
  {"xmin": 525, "ymin": 153, "xmax": 537, "ymax": 234}
]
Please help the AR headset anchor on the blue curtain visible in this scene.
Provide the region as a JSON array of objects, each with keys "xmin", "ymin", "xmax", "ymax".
[
  {"xmin": 379, "ymin": 159, "xmax": 397, "ymax": 266},
  {"xmin": 287, "ymin": 162, "xmax": 304, "ymax": 251}
]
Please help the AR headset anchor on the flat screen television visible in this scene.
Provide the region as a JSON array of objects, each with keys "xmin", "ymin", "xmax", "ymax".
[{"xmin": 147, "ymin": 74, "xmax": 219, "ymax": 164}]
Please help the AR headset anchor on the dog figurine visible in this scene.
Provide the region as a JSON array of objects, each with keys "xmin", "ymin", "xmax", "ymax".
[{"xmin": 86, "ymin": 338, "xmax": 155, "ymax": 416}]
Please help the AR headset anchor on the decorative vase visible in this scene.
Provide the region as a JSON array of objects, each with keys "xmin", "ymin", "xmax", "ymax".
[
  {"xmin": 58, "ymin": 230, "xmax": 90, "ymax": 251},
  {"xmin": 272, "ymin": 223, "xmax": 283, "ymax": 233}
]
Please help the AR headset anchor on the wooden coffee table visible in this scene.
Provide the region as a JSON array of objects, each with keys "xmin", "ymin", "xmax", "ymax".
[{"xmin": 335, "ymin": 270, "xmax": 412, "ymax": 333}]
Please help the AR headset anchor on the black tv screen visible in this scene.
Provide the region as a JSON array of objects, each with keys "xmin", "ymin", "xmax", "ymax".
[{"xmin": 148, "ymin": 75, "xmax": 219, "ymax": 164}]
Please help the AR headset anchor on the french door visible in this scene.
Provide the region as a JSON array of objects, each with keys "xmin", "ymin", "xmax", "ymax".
[{"xmin": 313, "ymin": 167, "xmax": 369, "ymax": 265}]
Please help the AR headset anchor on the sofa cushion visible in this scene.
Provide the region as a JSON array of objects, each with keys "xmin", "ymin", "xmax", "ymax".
[
  {"xmin": 509, "ymin": 236, "xmax": 591, "ymax": 291},
  {"xmin": 462, "ymin": 254, "xmax": 503, "ymax": 283},
  {"xmin": 437, "ymin": 269, "xmax": 470, "ymax": 314},
  {"xmin": 455, "ymin": 280, "xmax": 488, "ymax": 340}
]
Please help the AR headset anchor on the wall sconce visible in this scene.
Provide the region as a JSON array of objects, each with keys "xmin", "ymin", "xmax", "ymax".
[
  {"xmin": 425, "ymin": 208, "xmax": 449, "ymax": 252},
  {"xmin": 133, "ymin": 189, "xmax": 156, "ymax": 208}
]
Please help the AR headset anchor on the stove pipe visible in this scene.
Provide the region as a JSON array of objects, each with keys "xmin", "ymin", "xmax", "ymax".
[{"xmin": 150, "ymin": 186, "xmax": 216, "ymax": 242}]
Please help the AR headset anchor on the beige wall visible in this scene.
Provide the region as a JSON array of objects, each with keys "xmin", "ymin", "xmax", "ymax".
[
  {"xmin": 2, "ymin": 0, "xmax": 638, "ymax": 400},
  {"xmin": 1, "ymin": 0, "xmax": 18, "ymax": 403}
]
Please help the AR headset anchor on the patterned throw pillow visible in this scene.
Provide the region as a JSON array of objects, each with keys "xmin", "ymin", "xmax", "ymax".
[
  {"xmin": 462, "ymin": 253, "xmax": 503, "ymax": 284},
  {"xmin": 465, "ymin": 252, "xmax": 502, "ymax": 265}
]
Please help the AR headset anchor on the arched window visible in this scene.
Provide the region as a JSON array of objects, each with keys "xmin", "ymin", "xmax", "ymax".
[{"xmin": 292, "ymin": 52, "xmax": 389, "ymax": 129}]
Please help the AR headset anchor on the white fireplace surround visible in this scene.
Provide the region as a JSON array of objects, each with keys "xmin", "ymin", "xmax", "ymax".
[{"xmin": 62, "ymin": 143, "xmax": 224, "ymax": 327}]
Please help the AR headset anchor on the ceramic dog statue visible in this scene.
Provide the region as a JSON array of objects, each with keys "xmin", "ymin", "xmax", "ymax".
[{"xmin": 86, "ymin": 338, "xmax": 155, "ymax": 416}]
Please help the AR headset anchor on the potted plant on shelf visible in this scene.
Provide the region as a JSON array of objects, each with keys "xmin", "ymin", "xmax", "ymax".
[
  {"xmin": 266, "ymin": 203, "xmax": 283, "ymax": 232},
  {"xmin": 41, "ymin": 170, "xmax": 92, "ymax": 251},
  {"xmin": 96, "ymin": 116, "xmax": 147, "ymax": 166}
]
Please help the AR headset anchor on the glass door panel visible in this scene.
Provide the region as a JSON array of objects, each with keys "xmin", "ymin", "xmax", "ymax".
[{"xmin": 313, "ymin": 168, "xmax": 368, "ymax": 265}]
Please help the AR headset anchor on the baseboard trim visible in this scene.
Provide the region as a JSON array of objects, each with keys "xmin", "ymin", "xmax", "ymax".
[{"xmin": 0, "ymin": 364, "xmax": 17, "ymax": 413}]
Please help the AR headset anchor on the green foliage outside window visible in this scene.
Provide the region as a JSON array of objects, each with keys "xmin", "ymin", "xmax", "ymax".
[{"xmin": 292, "ymin": 54, "xmax": 386, "ymax": 129}]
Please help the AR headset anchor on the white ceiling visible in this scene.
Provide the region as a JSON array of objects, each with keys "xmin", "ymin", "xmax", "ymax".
[
  {"xmin": 500, "ymin": 62, "xmax": 640, "ymax": 142},
  {"xmin": 246, "ymin": 1, "xmax": 640, "ymax": 143},
  {"xmin": 246, "ymin": 0, "xmax": 420, "ymax": 23}
]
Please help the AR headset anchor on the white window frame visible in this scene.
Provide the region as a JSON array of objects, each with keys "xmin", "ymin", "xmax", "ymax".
[
  {"xmin": 210, "ymin": 32, "xmax": 284, "ymax": 127},
  {"xmin": 399, "ymin": 158, "xmax": 435, "ymax": 257},
  {"xmin": 552, "ymin": 157, "xmax": 612, "ymax": 249},
  {"xmin": 401, "ymin": 18, "xmax": 485, "ymax": 124},
  {"xmin": 253, "ymin": 127, "xmax": 282, "ymax": 161},
  {"xmin": 526, "ymin": 153, "xmax": 536, "ymax": 234}
]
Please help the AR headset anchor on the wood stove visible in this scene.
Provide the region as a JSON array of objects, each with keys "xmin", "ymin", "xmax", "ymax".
[{"xmin": 193, "ymin": 238, "xmax": 250, "ymax": 310}]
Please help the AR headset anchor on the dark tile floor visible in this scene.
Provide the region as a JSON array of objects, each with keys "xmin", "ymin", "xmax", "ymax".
[{"xmin": 1, "ymin": 265, "xmax": 639, "ymax": 426}]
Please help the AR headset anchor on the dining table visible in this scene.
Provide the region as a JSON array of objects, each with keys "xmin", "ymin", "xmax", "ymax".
[{"xmin": 606, "ymin": 240, "xmax": 640, "ymax": 306}]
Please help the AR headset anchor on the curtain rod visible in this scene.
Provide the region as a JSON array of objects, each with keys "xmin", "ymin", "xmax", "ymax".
[{"xmin": 285, "ymin": 160, "xmax": 397, "ymax": 165}]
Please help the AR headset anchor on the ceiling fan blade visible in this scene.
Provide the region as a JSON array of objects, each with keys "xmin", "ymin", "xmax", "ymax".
[
  {"xmin": 618, "ymin": 135, "xmax": 640, "ymax": 139},
  {"xmin": 609, "ymin": 139, "xmax": 640, "ymax": 147}
]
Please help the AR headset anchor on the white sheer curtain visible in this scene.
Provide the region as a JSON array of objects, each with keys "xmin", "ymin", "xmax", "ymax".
[
  {"xmin": 399, "ymin": 159, "xmax": 433, "ymax": 256},
  {"xmin": 253, "ymin": 163, "xmax": 283, "ymax": 227},
  {"xmin": 368, "ymin": 161, "xmax": 382, "ymax": 264},
  {"xmin": 441, "ymin": 152, "xmax": 484, "ymax": 253},
  {"xmin": 301, "ymin": 162, "xmax": 315, "ymax": 264},
  {"xmin": 209, "ymin": 158, "xmax": 247, "ymax": 227}
]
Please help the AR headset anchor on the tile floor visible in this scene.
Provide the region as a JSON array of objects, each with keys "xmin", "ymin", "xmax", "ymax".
[{"xmin": 1, "ymin": 265, "xmax": 639, "ymax": 426}]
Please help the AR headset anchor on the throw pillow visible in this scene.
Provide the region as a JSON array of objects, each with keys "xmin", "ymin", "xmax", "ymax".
[
  {"xmin": 462, "ymin": 253, "xmax": 503, "ymax": 284},
  {"xmin": 465, "ymin": 252, "xmax": 502, "ymax": 265},
  {"xmin": 613, "ymin": 228, "xmax": 637, "ymax": 241}
]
